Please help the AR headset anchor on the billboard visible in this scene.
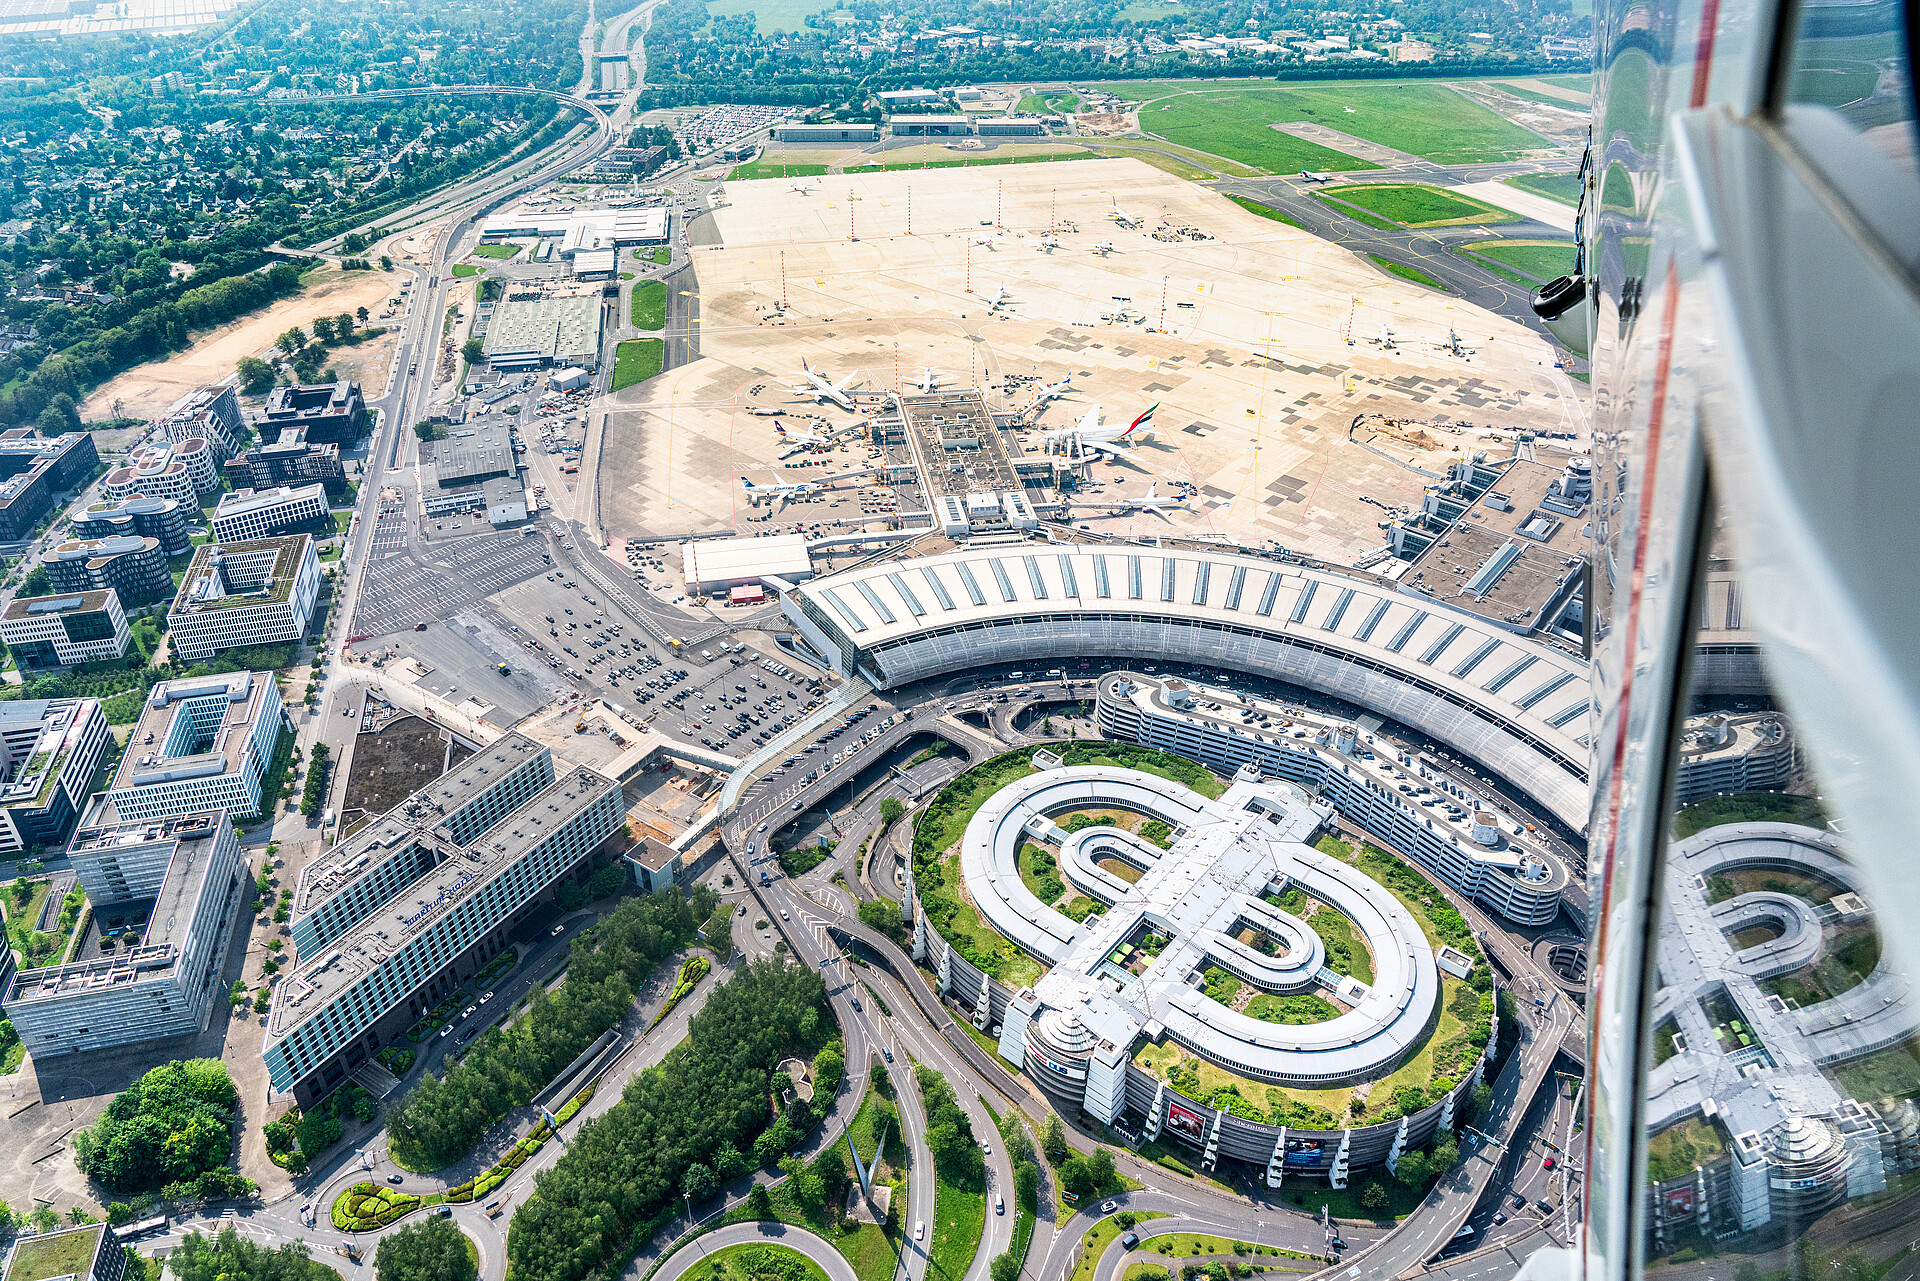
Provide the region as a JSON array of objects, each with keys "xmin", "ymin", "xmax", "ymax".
[
  {"xmin": 1284, "ymin": 1137, "xmax": 1326, "ymax": 1168},
  {"xmin": 1662, "ymin": 1186, "xmax": 1695, "ymax": 1217},
  {"xmin": 1165, "ymin": 1101, "xmax": 1207, "ymax": 1141},
  {"xmin": 1025, "ymin": 1041, "xmax": 1075, "ymax": 1078}
]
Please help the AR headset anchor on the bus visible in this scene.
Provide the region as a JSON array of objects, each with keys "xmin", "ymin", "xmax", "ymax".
[{"xmin": 112, "ymin": 1216, "xmax": 167, "ymax": 1242}]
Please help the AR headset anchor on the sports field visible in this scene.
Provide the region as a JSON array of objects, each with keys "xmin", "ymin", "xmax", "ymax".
[
  {"xmin": 1320, "ymin": 183, "xmax": 1518, "ymax": 227},
  {"xmin": 1504, "ymin": 171, "xmax": 1582, "ymax": 206},
  {"xmin": 1107, "ymin": 79, "xmax": 1549, "ymax": 168}
]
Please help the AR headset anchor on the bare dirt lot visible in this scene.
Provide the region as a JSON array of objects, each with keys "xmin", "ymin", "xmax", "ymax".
[
  {"xmin": 598, "ymin": 157, "xmax": 1584, "ymax": 564},
  {"xmin": 340, "ymin": 714, "xmax": 450, "ymax": 823},
  {"xmin": 80, "ymin": 267, "xmax": 405, "ymax": 421}
]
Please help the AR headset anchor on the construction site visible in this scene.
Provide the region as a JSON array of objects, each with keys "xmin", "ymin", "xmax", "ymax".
[{"xmin": 594, "ymin": 157, "xmax": 1585, "ymax": 565}]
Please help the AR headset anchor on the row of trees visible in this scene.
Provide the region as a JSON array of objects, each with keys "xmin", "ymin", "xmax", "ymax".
[
  {"xmin": 298, "ymin": 743, "xmax": 330, "ymax": 818},
  {"xmin": 507, "ymin": 959, "xmax": 833, "ymax": 1281},
  {"xmin": 386, "ymin": 886, "xmax": 717, "ymax": 1170}
]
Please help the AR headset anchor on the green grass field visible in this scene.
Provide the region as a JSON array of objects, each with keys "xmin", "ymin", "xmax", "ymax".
[
  {"xmin": 1017, "ymin": 91, "xmax": 1081, "ymax": 113},
  {"xmin": 928, "ymin": 1167, "xmax": 985, "ymax": 1281},
  {"xmin": 701, "ymin": 0, "xmax": 815, "ymax": 33},
  {"xmin": 1323, "ymin": 183, "xmax": 1518, "ymax": 226},
  {"xmin": 1369, "ymin": 255, "xmax": 1449, "ymax": 291},
  {"xmin": 1226, "ymin": 194, "xmax": 1304, "ymax": 228},
  {"xmin": 470, "ymin": 243, "xmax": 521, "ymax": 260},
  {"xmin": 449, "ymin": 263, "xmax": 483, "ymax": 278},
  {"xmin": 1460, "ymin": 239, "xmax": 1577, "ymax": 283},
  {"xmin": 700, "ymin": 1244, "xmax": 833, "ymax": 1281},
  {"xmin": 1312, "ymin": 193, "xmax": 1396, "ymax": 230},
  {"xmin": 845, "ymin": 151, "xmax": 1097, "ymax": 173},
  {"xmin": 611, "ymin": 339, "xmax": 662, "ymax": 391},
  {"xmin": 631, "ymin": 280, "xmax": 666, "ymax": 330},
  {"xmin": 727, "ymin": 160, "xmax": 830, "ymax": 180},
  {"xmin": 647, "ymin": 246, "xmax": 671, "ymax": 264},
  {"xmin": 1504, "ymin": 170, "xmax": 1583, "ymax": 206},
  {"xmin": 1108, "ymin": 79, "xmax": 1546, "ymax": 168},
  {"xmin": 1492, "ymin": 82, "xmax": 1593, "ymax": 109}
]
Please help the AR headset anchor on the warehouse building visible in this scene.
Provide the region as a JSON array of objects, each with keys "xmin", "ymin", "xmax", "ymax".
[
  {"xmin": 97, "ymin": 670, "xmax": 286, "ymax": 823},
  {"xmin": 44, "ymin": 534, "xmax": 172, "ymax": 607},
  {"xmin": 888, "ymin": 114, "xmax": 974, "ymax": 136},
  {"xmin": 0, "ymin": 590, "xmax": 130, "ymax": 669},
  {"xmin": 482, "ymin": 293, "xmax": 604, "ymax": 371},
  {"xmin": 70, "ymin": 493, "xmax": 192, "ymax": 557},
  {"xmin": 773, "ymin": 123, "xmax": 880, "ymax": 142},
  {"xmin": 0, "ymin": 430, "xmax": 101, "ymax": 542},
  {"xmin": 484, "ymin": 477, "xmax": 528, "ymax": 526},
  {"xmin": 266, "ymin": 737, "xmax": 623, "ymax": 1104},
  {"xmin": 168, "ymin": 535, "xmax": 321, "ymax": 660},
  {"xmin": 4, "ymin": 811, "xmax": 243, "ymax": 1059},
  {"xmin": 211, "ymin": 484, "xmax": 330, "ymax": 542},
  {"xmin": 0, "ymin": 697, "xmax": 110, "ymax": 855},
  {"xmin": 260, "ymin": 381, "xmax": 369, "ymax": 446},
  {"xmin": 975, "ymin": 117, "xmax": 1048, "ymax": 136}
]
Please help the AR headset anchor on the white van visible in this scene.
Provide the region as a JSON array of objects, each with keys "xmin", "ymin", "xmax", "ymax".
[
  {"xmin": 701, "ymin": 649, "xmax": 715, "ymax": 661},
  {"xmin": 914, "ymin": 1222, "xmax": 925, "ymax": 1242}
]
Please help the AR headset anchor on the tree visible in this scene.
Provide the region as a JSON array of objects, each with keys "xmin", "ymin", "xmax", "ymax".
[
  {"xmin": 879, "ymin": 797, "xmax": 904, "ymax": 828},
  {"xmin": 275, "ymin": 327, "xmax": 305, "ymax": 355},
  {"xmin": 1393, "ymin": 1151, "xmax": 1429, "ymax": 1186},
  {"xmin": 747, "ymin": 1182, "xmax": 773, "ymax": 1219},
  {"xmin": 311, "ymin": 316, "xmax": 338, "ymax": 344},
  {"xmin": 813, "ymin": 1042, "xmax": 844, "ymax": 1094},
  {"xmin": 1014, "ymin": 1161, "xmax": 1038, "ymax": 1210},
  {"xmin": 869, "ymin": 1061, "xmax": 889, "ymax": 1093},
  {"xmin": 336, "ymin": 313, "xmax": 355, "ymax": 338},
  {"xmin": 374, "ymin": 1217, "xmax": 475, "ymax": 1281},
  {"xmin": 1358, "ymin": 1182, "xmax": 1388, "ymax": 1213},
  {"xmin": 357, "ymin": 306, "xmax": 370, "ymax": 325},
  {"xmin": 682, "ymin": 1162, "xmax": 718, "ymax": 1203},
  {"xmin": 990, "ymin": 1254, "xmax": 1020, "ymax": 1281},
  {"xmin": 462, "ymin": 337, "xmax": 485, "ymax": 364},
  {"xmin": 1430, "ymin": 1135, "xmax": 1459, "ymax": 1171},
  {"xmin": 236, "ymin": 357, "xmax": 275, "ymax": 395},
  {"xmin": 1041, "ymin": 1113, "xmax": 1069, "ymax": 1165},
  {"xmin": 74, "ymin": 1059, "xmax": 245, "ymax": 1194},
  {"xmin": 857, "ymin": 898, "xmax": 905, "ymax": 942}
]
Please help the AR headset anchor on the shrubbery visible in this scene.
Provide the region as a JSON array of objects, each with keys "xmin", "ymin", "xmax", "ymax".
[{"xmin": 75, "ymin": 1059, "xmax": 245, "ymax": 1194}]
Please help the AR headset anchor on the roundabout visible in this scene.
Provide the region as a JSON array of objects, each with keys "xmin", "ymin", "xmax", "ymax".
[{"xmin": 652, "ymin": 1222, "xmax": 861, "ymax": 1281}]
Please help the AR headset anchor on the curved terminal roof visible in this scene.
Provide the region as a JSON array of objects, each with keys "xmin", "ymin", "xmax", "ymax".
[
  {"xmin": 962, "ymin": 762, "xmax": 1441, "ymax": 1085},
  {"xmin": 784, "ymin": 540, "xmax": 1592, "ymax": 828}
]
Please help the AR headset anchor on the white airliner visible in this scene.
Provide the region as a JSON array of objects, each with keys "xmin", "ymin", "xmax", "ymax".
[
  {"xmin": 1030, "ymin": 377, "xmax": 1074, "ymax": 408},
  {"xmin": 1133, "ymin": 481, "xmax": 1190, "ymax": 516},
  {"xmin": 774, "ymin": 422, "xmax": 839, "ymax": 456},
  {"xmin": 1037, "ymin": 233, "xmax": 1063, "ymax": 252},
  {"xmin": 740, "ymin": 476, "xmax": 821, "ymax": 507},
  {"xmin": 911, "ymin": 367, "xmax": 942, "ymax": 393},
  {"xmin": 1092, "ymin": 240, "xmax": 1116, "ymax": 256},
  {"xmin": 983, "ymin": 283, "xmax": 1013, "ymax": 311},
  {"xmin": 972, "ymin": 234, "xmax": 999, "ymax": 251},
  {"xmin": 789, "ymin": 179, "xmax": 819, "ymax": 196},
  {"xmin": 786, "ymin": 359, "xmax": 861, "ymax": 410},
  {"xmin": 1299, "ymin": 169, "xmax": 1334, "ymax": 183},
  {"xmin": 1368, "ymin": 324, "xmax": 1398, "ymax": 350},
  {"xmin": 1108, "ymin": 197, "xmax": 1143, "ymax": 228},
  {"xmin": 1044, "ymin": 402, "xmax": 1157, "ymax": 457},
  {"xmin": 1437, "ymin": 327, "xmax": 1479, "ymax": 358}
]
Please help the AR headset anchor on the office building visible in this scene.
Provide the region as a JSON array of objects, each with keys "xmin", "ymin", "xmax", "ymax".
[
  {"xmin": 482, "ymin": 293, "xmax": 604, "ymax": 371},
  {"xmin": 626, "ymin": 837, "xmax": 682, "ymax": 893},
  {"xmin": 0, "ymin": 429, "xmax": 100, "ymax": 542},
  {"xmin": 477, "ymin": 206, "xmax": 670, "ymax": 252},
  {"xmin": 434, "ymin": 426, "xmax": 517, "ymax": 488},
  {"xmin": 44, "ymin": 535, "xmax": 171, "ymax": 608},
  {"xmin": 211, "ymin": 484, "xmax": 330, "ymax": 542},
  {"xmin": 260, "ymin": 381, "xmax": 368, "ymax": 446},
  {"xmin": 97, "ymin": 670, "xmax": 285, "ymax": 823},
  {"xmin": 167, "ymin": 535, "xmax": 321, "ymax": 660},
  {"xmin": 70, "ymin": 493, "xmax": 192, "ymax": 557},
  {"xmin": 153, "ymin": 383, "xmax": 244, "ymax": 460},
  {"xmin": 0, "ymin": 1223, "xmax": 129, "ymax": 1281},
  {"xmin": 226, "ymin": 425, "xmax": 347, "ymax": 498},
  {"xmin": 102, "ymin": 440, "xmax": 205, "ymax": 505},
  {"xmin": 266, "ymin": 737, "xmax": 622, "ymax": 1104},
  {"xmin": 3, "ymin": 812, "xmax": 243, "ymax": 1058},
  {"xmin": 0, "ymin": 698, "xmax": 109, "ymax": 855},
  {"xmin": 0, "ymin": 590, "xmax": 129, "ymax": 668}
]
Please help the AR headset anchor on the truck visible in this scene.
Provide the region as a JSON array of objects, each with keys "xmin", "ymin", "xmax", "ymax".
[{"xmin": 498, "ymin": 662, "xmax": 512, "ymax": 675}]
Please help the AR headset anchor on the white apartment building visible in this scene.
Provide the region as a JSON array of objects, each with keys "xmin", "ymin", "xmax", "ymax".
[
  {"xmin": 167, "ymin": 535, "xmax": 321, "ymax": 660},
  {"xmin": 97, "ymin": 670, "xmax": 286, "ymax": 822},
  {"xmin": 0, "ymin": 590, "xmax": 129, "ymax": 668},
  {"xmin": 211, "ymin": 484, "xmax": 329, "ymax": 542}
]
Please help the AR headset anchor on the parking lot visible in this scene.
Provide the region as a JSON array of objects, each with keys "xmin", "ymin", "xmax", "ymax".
[{"xmin": 352, "ymin": 531, "xmax": 551, "ymax": 636}]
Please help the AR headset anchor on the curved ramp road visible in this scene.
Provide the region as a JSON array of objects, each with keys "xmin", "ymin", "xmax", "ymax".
[{"xmin": 654, "ymin": 1223, "xmax": 860, "ymax": 1281}]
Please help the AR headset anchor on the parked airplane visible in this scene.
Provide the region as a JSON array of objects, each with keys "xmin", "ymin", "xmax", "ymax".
[
  {"xmin": 1037, "ymin": 232, "xmax": 1063, "ymax": 252},
  {"xmin": 1029, "ymin": 378, "xmax": 1074, "ymax": 408},
  {"xmin": 1092, "ymin": 240, "xmax": 1117, "ymax": 256},
  {"xmin": 983, "ymin": 283, "xmax": 1013, "ymax": 311},
  {"xmin": 786, "ymin": 359, "xmax": 861, "ymax": 410},
  {"xmin": 1437, "ymin": 327, "xmax": 1479, "ymax": 358},
  {"xmin": 1044, "ymin": 402, "xmax": 1157, "ymax": 457},
  {"xmin": 774, "ymin": 422, "xmax": 841, "ymax": 456},
  {"xmin": 1299, "ymin": 169, "xmax": 1334, "ymax": 183},
  {"xmin": 1133, "ymin": 481, "xmax": 1190, "ymax": 515},
  {"xmin": 740, "ymin": 476, "xmax": 821, "ymax": 507},
  {"xmin": 911, "ymin": 367, "xmax": 942, "ymax": 393},
  {"xmin": 1108, "ymin": 197, "xmax": 1144, "ymax": 228},
  {"xmin": 789, "ymin": 179, "xmax": 819, "ymax": 196},
  {"xmin": 1367, "ymin": 324, "xmax": 1398, "ymax": 350},
  {"xmin": 972, "ymin": 234, "xmax": 999, "ymax": 251}
]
